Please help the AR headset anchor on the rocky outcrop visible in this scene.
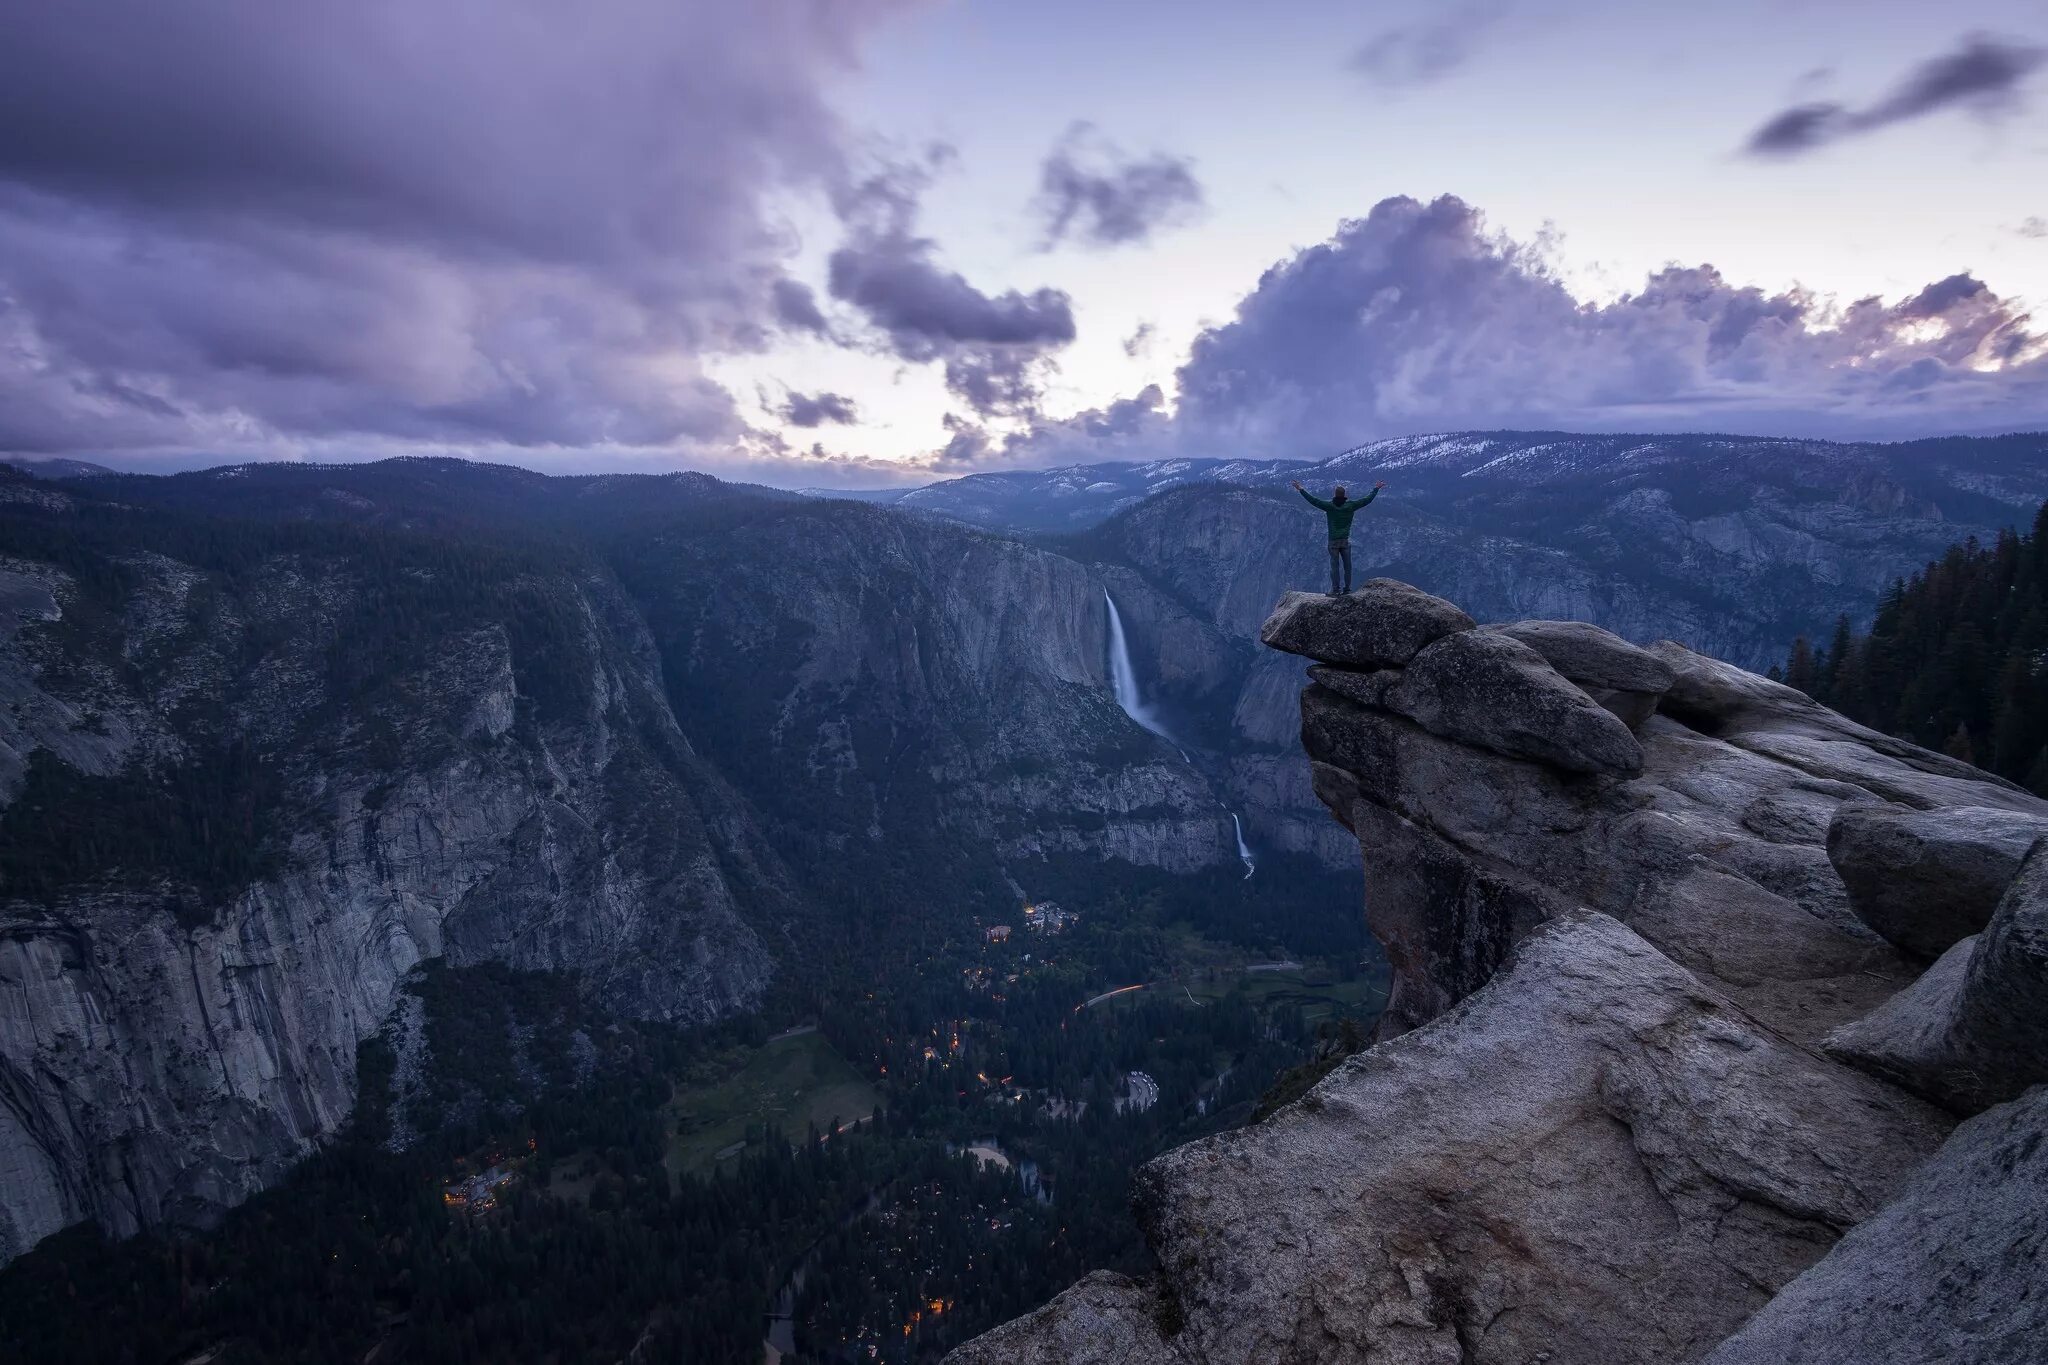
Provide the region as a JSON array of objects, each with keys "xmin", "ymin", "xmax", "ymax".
[
  {"xmin": 1484, "ymin": 618, "xmax": 1674, "ymax": 728},
  {"xmin": 1825, "ymin": 804, "xmax": 2048, "ymax": 959},
  {"xmin": 1384, "ymin": 629, "xmax": 1644, "ymax": 774},
  {"xmin": 953, "ymin": 582, "xmax": 2048, "ymax": 1365},
  {"xmin": 947, "ymin": 1272, "xmax": 1190, "ymax": 1365},
  {"xmin": 1257, "ymin": 580, "xmax": 1474, "ymax": 669},
  {"xmin": 1825, "ymin": 839, "xmax": 2048, "ymax": 1114}
]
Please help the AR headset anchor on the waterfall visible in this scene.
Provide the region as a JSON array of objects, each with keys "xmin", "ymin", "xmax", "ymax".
[
  {"xmin": 1231, "ymin": 813, "xmax": 1256, "ymax": 880},
  {"xmin": 1103, "ymin": 590, "xmax": 1174, "ymax": 742},
  {"xmin": 1104, "ymin": 589, "xmax": 1256, "ymax": 880}
]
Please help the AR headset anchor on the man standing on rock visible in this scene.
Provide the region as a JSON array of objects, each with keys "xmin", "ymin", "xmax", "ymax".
[{"xmin": 1292, "ymin": 479, "xmax": 1386, "ymax": 595}]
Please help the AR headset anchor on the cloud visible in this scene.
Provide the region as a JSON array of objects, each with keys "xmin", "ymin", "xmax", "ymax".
[
  {"xmin": 2017, "ymin": 216, "xmax": 2048, "ymax": 239},
  {"xmin": 1744, "ymin": 33, "xmax": 2046, "ymax": 157},
  {"xmin": 928, "ymin": 384, "xmax": 1175, "ymax": 471},
  {"xmin": 1166, "ymin": 194, "xmax": 2048, "ymax": 452},
  {"xmin": 772, "ymin": 279, "xmax": 832, "ymax": 334},
  {"xmin": 0, "ymin": 0, "xmax": 924, "ymax": 461},
  {"xmin": 826, "ymin": 157, "xmax": 1076, "ymax": 416},
  {"xmin": 777, "ymin": 390, "xmax": 859, "ymax": 427},
  {"xmin": 1033, "ymin": 123, "xmax": 1204, "ymax": 249},
  {"xmin": 1348, "ymin": 3, "xmax": 1508, "ymax": 88},
  {"xmin": 1122, "ymin": 322, "xmax": 1158, "ymax": 357}
]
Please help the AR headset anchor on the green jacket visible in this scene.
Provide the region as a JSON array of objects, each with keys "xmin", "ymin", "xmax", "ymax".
[{"xmin": 1297, "ymin": 486, "xmax": 1377, "ymax": 541}]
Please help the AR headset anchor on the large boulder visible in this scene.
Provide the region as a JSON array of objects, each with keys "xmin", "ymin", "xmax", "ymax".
[
  {"xmin": 1385, "ymin": 629, "xmax": 1645, "ymax": 775},
  {"xmin": 1706, "ymin": 1085, "xmax": 2048, "ymax": 1365},
  {"xmin": 1826, "ymin": 837, "xmax": 2048, "ymax": 1114},
  {"xmin": 1258, "ymin": 579, "xmax": 1473, "ymax": 669},
  {"xmin": 1487, "ymin": 619, "xmax": 1674, "ymax": 729},
  {"xmin": 954, "ymin": 912, "xmax": 1951, "ymax": 1365},
  {"xmin": 1827, "ymin": 804, "xmax": 2048, "ymax": 959},
  {"xmin": 1488, "ymin": 620, "xmax": 1675, "ymax": 693}
]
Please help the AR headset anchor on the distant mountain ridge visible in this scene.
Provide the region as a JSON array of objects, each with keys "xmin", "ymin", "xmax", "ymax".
[
  {"xmin": 828, "ymin": 431, "xmax": 2048, "ymax": 538},
  {"xmin": 837, "ymin": 430, "xmax": 2048, "ymax": 670}
]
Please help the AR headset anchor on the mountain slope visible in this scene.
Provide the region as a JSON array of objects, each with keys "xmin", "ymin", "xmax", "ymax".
[{"xmin": 0, "ymin": 464, "xmax": 1270, "ymax": 1263}]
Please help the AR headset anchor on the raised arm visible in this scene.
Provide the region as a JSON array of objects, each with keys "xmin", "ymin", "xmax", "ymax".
[{"xmin": 1294, "ymin": 484, "xmax": 1334, "ymax": 511}]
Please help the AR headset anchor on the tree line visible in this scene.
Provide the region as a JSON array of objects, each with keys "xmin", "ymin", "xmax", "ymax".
[{"xmin": 1777, "ymin": 499, "xmax": 2048, "ymax": 793}]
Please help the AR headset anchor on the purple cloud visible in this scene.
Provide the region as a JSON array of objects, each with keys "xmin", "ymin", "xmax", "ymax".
[
  {"xmin": 1745, "ymin": 33, "xmax": 2045, "ymax": 157},
  {"xmin": 772, "ymin": 279, "xmax": 832, "ymax": 335},
  {"xmin": 1033, "ymin": 123, "xmax": 1204, "ymax": 249},
  {"xmin": 1348, "ymin": 3, "xmax": 1509, "ymax": 88},
  {"xmin": 1166, "ymin": 195, "xmax": 2048, "ymax": 453},
  {"xmin": 0, "ymin": 0, "xmax": 922, "ymax": 460},
  {"xmin": 778, "ymin": 390, "xmax": 860, "ymax": 428},
  {"xmin": 826, "ymin": 158, "xmax": 1076, "ymax": 417}
]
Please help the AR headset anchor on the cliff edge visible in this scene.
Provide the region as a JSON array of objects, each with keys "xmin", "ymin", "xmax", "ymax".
[{"xmin": 950, "ymin": 580, "xmax": 2048, "ymax": 1365}]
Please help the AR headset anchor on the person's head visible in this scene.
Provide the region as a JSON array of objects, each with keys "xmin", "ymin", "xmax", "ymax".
[{"xmin": 1332, "ymin": 485, "xmax": 1348, "ymax": 505}]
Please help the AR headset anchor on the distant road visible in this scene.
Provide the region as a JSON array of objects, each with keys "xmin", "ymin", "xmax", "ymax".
[{"xmin": 1079, "ymin": 984, "xmax": 1147, "ymax": 1009}]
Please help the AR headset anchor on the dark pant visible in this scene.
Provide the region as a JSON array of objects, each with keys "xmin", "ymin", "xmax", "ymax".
[{"xmin": 1328, "ymin": 539, "xmax": 1352, "ymax": 593}]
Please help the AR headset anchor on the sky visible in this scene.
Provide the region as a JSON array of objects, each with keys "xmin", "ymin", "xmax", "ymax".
[{"xmin": 2, "ymin": 0, "xmax": 2045, "ymax": 486}]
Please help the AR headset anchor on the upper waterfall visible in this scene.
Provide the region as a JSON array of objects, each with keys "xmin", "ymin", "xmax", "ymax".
[{"xmin": 1103, "ymin": 589, "xmax": 1174, "ymax": 743}]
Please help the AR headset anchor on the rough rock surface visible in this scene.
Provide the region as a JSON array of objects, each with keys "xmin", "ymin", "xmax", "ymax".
[
  {"xmin": 1706, "ymin": 1085, "xmax": 2048, "ymax": 1365},
  {"xmin": 1485, "ymin": 618, "xmax": 1675, "ymax": 730},
  {"xmin": 1258, "ymin": 579, "xmax": 1474, "ymax": 669},
  {"xmin": 1826, "ymin": 839, "xmax": 2048, "ymax": 1114},
  {"xmin": 1385, "ymin": 628, "xmax": 1645, "ymax": 775},
  {"xmin": 1484, "ymin": 618, "xmax": 1676, "ymax": 694},
  {"xmin": 0, "ymin": 558, "xmax": 790, "ymax": 1265},
  {"xmin": 1826, "ymin": 804, "xmax": 2048, "ymax": 959},
  {"xmin": 945, "ymin": 1272, "xmax": 1189, "ymax": 1365},
  {"xmin": 954, "ymin": 583, "xmax": 2048, "ymax": 1365}
]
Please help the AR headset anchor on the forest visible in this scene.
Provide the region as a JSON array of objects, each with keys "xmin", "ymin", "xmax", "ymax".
[
  {"xmin": 1778, "ymin": 498, "xmax": 2048, "ymax": 794},
  {"xmin": 0, "ymin": 873, "xmax": 1375, "ymax": 1364}
]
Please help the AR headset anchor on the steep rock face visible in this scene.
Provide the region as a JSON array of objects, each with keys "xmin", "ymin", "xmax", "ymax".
[
  {"xmin": 953, "ymin": 582, "xmax": 2048, "ymax": 1365},
  {"xmin": 0, "ymin": 539, "xmax": 791, "ymax": 1264},
  {"xmin": 633, "ymin": 500, "xmax": 1247, "ymax": 878}
]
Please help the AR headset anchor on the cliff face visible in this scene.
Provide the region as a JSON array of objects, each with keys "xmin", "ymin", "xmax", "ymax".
[
  {"xmin": 623, "ymin": 497, "xmax": 1251, "ymax": 877},
  {"xmin": 0, "ymin": 510, "xmax": 792, "ymax": 1263},
  {"xmin": 952, "ymin": 580, "xmax": 2048, "ymax": 1365}
]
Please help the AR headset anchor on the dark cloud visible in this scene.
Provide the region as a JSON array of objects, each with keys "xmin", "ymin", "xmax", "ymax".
[
  {"xmin": 1167, "ymin": 194, "xmax": 2048, "ymax": 451},
  {"xmin": 1348, "ymin": 3, "xmax": 1508, "ymax": 88},
  {"xmin": 0, "ymin": 0, "xmax": 923, "ymax": 461},
  {"xmin": 1122, "ymin": 323, "xmax": 1158, "ymax": 358},
  {"xmin": 778, "ymin": 390, "xmax": 860, "ymax": 428},
  {"xmin": 826, "ymin": 157, "xmax": 1076, "ymax": 417},
  {"xmin": 772, "ymin": 279, "xmax": 832, "ymax": 334},
  {"xmin": 1033, "ymin": 123, "xmax": 1204, "ymax": 249},
  {"xmin": 1745, "ymin": 33, "xmax": 2045, "ymax": 157}
]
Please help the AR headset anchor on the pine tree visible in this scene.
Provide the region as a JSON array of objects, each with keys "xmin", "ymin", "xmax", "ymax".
[{"xmin": 1784, "ymin": 636, "xmax": 1818, "ymax": 697}]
